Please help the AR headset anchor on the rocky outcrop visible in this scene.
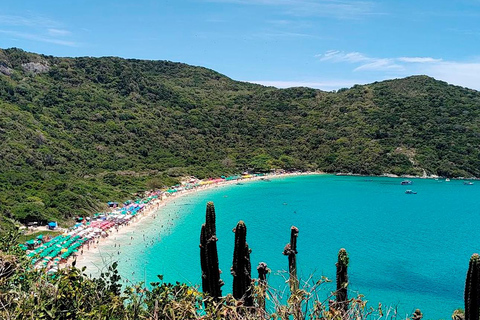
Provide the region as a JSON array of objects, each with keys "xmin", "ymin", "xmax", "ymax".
[
  {"xmin": 21, "ymin": 62, "xmax": 50, "ymax": 74},
  {"xmin": 0, "ymin": 62, "xmax": 13, "ymax": 76}
]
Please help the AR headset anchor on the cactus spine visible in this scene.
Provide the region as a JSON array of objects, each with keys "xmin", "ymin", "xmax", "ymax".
[
  {"xmin": 336, "ymin": 248, "xmax": 349, "ymax": 313},
  {"xmin": 199, "ymin": 201, "xmax": 223, "ymax": 300},
  {"xmin": 231, "ymin": 220, "xmax": 253, "ymax": 307},
  {"xmin": 465, "ymin": 253, "xmax": 480, "ymax": 320},
  {"xmin": 283, "ymin": 226, "xmax": 299, "ymax": 292}
]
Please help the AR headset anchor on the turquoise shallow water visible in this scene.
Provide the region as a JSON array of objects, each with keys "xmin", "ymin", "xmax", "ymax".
[{"xmin": 85, "ymin": 175, "xmax": 480, "ymax": 319}]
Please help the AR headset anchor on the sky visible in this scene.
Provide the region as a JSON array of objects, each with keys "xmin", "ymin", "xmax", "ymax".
[{"xmin": 1, "ymin": 0, "xmax": 480, "ymax": 91}]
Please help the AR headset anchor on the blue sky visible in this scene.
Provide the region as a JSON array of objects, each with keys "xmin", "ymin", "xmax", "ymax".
[{"xmin": 1, "ymin": 0, "xmax": 480, "ymax": 90}]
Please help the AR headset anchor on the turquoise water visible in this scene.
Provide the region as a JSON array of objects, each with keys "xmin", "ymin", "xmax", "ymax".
[{"xmin": 85, "ymin": 175, "xmax": 480, "ymax": 319}]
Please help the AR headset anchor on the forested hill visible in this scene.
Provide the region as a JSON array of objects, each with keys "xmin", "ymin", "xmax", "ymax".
[{"xmin": 1, "ymin": 47, "xmax": 479, "ymax": 224}]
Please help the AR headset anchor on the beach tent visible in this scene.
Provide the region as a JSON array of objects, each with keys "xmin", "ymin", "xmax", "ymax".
[{"xmin": 26, "ymin": 239, "xmax": 36, "ymax": 249}]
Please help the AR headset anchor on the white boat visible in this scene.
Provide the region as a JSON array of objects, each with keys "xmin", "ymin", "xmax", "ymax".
[
  {"xmin": 401, "ymin": 180, "xmax": 412, "ymax": 185},
  {"xmin": 445, "ymin": 178, "xmax": 450, "ymax": 182}
]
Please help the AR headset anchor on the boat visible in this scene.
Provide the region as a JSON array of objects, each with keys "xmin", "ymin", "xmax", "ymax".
[
  {"xmin": 445, "ymin": 178, "xmax": 450, "ymax": 182},
  {"xmin": 405, "ymin": 190, "xmax": 417, "ymax": 194},
  {"xmin": 401, "ymin": 180, "xmax": 412, "ymax": 185},
  {"xmin": 464, "ymin": 181, "xmax": 474, "ymax": 185}
]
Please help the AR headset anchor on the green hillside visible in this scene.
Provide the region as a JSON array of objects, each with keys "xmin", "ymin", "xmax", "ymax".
[{"xmin": 1, "ymin": 48, "xmax": 479, "ymax": 224}]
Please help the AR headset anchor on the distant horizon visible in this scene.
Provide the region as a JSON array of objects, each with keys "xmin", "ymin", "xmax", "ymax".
[
  {"xmin": 1, "ymin": 1, "xmax": 479, "ymax": 91},
  {"xmin": 3, "ymin": 46, "xmax": 475, "ymax": 94}
]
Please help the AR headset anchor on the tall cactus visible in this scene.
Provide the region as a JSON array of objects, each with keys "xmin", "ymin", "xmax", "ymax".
[
  {"xmin": 336, "ymin": 248, "xmax": 349, "ymax": 313},
  {"xmin": 200, "ymin": 224, "xmax": 208, "ymax": 293},
  {"xmin": 231, "ymin": 220, "xmax": 253, "ymax": 307},
  {"xmin": 199, "ymin": 202, "xmax": 223, "ymax": 300},
  {"xmin": 283, "ymin": 226, "xmax": 299, "ymax": 292},
  {"xmin": 465, "ymin": 253, "xmax": 480, "ymax": 320}
]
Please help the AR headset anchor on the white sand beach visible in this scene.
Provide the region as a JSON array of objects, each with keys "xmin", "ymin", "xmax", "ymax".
[{"xmin": 73, "ymin": 172, "xmax": 320, "ymax": 274}]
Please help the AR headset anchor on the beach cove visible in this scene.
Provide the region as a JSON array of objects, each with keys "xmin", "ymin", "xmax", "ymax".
[
  {"xmin": 76, "ymin": 174, "xmax": 479, "ymax": 318},
  {"xmin": 75, "ymin": 172, "xmax": 313, "ymax": 275}
]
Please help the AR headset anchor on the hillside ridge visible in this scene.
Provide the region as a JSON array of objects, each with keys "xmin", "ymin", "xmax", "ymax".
[{"xmin": 1, "ymin": 47, "xmax": 479, "ymax": 223}]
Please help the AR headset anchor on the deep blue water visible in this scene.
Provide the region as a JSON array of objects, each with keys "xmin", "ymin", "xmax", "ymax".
[{"xmin": 84, "ymin": 175, "xmax": 480, "ymax": 319}]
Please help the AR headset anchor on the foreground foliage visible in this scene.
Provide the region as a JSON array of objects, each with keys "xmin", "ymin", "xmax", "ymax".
[
  {"xmin": 2, "ymin": 205, "xmax": 470, "ymax": 320},
  {"xmin": 0, "ymin": 230, "xmax": 416, "ymax": 320},
  {"xmin": 1, "ymin": 48, "xmax": 480, "ymax": 223}
]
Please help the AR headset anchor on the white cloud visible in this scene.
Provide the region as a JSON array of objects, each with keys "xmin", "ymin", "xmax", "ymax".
[
  {"xmin": 0, "ymin": 14, "xmax": 77, "ymax": 47},
  {"xmin": 0, "ymin": 30, "xmax": 78, "ymax": 47},
  {"xmin": 48, "ymin": 28, "xmax": 71, "ymax": 36},
  {"xmin": 317, "ymin": 50, "xmax": 369, "ymax": 63},
  {"xmin": 248, "ymin": 53, "xmax": 480, "ymax": 92},
  {"xmin": 316, "ymin": 50, "xmax": 480, "ymax": 90},
  {"xmin": 318, "ymin": 50, "xmax": 402, "ymax": 71},
  {"xmin": 0, "ymin": 14, "xmax": 58, "ymax": 28},
  {"xmin": 202, "ymin": 0, "xmax": 379, "ymax": 19},
  {"xmin": 421, "ymin": 61, "xmax": 480, "ymax": 90},
  {"xmin": 354, "ymin": 59, "xmax": 403, "ymax": 71},
  {"xmin": 247, "ymin": 80, "xmax": 366, "ymax": 91},
  {"xmin": 253, "ymin": 31, "xmax": 321, "ymax": 39},
  {"xmin": 397, "ymin": 57, "xmax": 442, "ymax": 63}
]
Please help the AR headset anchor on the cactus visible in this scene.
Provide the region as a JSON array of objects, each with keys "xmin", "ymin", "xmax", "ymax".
[
  {"xmin": 283, "ymin": 226, "xmax": 299, "ymax": 292},
  {"xmin": 452, "ymin": 309, "xmax": 466, "ymax": 320},
  {"xmin": 231, "ymin": 220, "xmax": 253, "ymax": 307},
  {"xmin": 257, "ymin": 262, "xmax": 269, "ymax": 284},
  {"xmin": 465, "ymin": 253, "xmax": 480, "ymax": 320},
  {"xmin": 411, "ymin": 309, "xmax": 423, "ymax": 320},
  {"xmin": 257, "ymin": 262, "xmax": 270, "ymax": 311},
  {"xmin": 199, "ymin": 202, "xmax": 223, "ymax": 300},
  {"xmin": 200, "ymin": 224, "xmax": 208, "ymax": 293},
  {"xmin": 336, "ymin": 248, "xmax": 349, "ymax": 313}
]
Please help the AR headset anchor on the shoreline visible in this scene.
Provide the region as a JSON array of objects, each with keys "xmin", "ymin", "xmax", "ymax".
[
  {"xmin": 72, "ymin": 171, "xmax": 473, "ymax": 273},
  {"xmin": 74, "ymin": 171, "xmax": 320, "ymax": 273}
]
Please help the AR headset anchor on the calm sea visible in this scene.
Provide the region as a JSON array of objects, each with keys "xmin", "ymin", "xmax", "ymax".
[{"xmin": 84, "ymin": 175, "xmax": 480, "ymax": 319}]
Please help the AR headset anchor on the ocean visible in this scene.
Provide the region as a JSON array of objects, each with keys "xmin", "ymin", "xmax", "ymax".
[{"xmin": 82, "ymin": 175, "xmax": 480, "ymax": 319}]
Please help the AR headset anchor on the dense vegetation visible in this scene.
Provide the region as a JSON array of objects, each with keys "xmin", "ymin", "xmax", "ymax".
[
  {"xmin": 1, "ymin": 47, "xmax": 479, "ymax": 224},
  {"xmin": 0, "ymin": 215, "xmax": 469, "ymax": 320}
]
